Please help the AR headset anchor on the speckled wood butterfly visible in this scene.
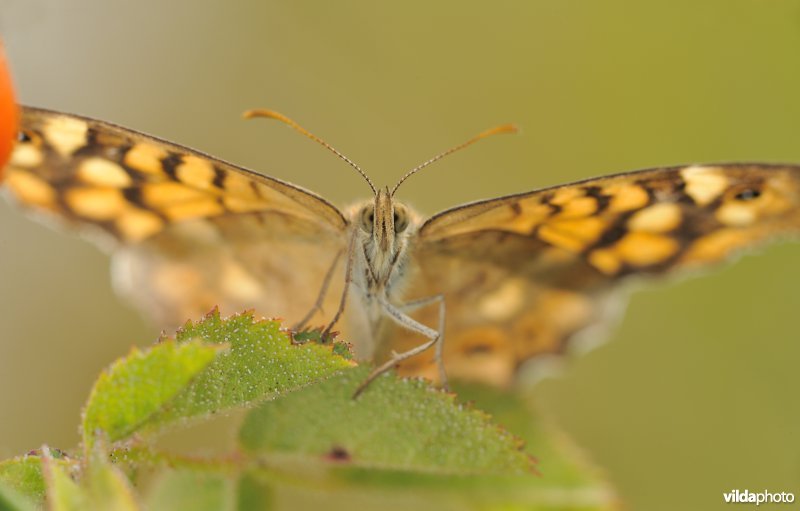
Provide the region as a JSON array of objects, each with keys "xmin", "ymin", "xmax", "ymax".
[{"xmin": 4, "ymin": 106, "xmax": 800, "ymax": 391}]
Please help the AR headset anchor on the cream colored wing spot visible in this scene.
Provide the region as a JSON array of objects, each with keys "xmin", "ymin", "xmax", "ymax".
[
  {"xmin": 627, "ymin": 202, "xmax": 682, "ymax": 232},
  {"xmin": 220, "ymin": 261, "xmax": 264, "ymax": 302},
  {"xmin": 4, "ymin": 169, "xmax": 57, "ymax": 208},
  {"xmin": 538, "ymin": 217, "xmax": 606, "ymax": 252},
  {"xmin": 151, "ymin": 263, "xmax": 206, "ymax": 303},
  {"xmin": 124, "ymin": 143, "xmax": 168, "ymax": 176},
  {"xmin": 478, "ymin": 278, "xmax": 526, "ymax": 321},
  {"xmin": 43, "ymin": 116, "xmax": 88, "ymax": 157},
  {"xmin": 175, "ymin": 155, "xmax": 217, "ymax": 190},
  {"xmin": 77, "ymin": 157, "xmax": 133, "ymax": 187},
  {"xmin": 605, "ymin": 183, "xmax": 650, "ymax": 212},
  {"xmin": 716, "ymin": 202, "xmax": 756, "ymax": 227},
  {"xmin": 682, "ymin": 166, "xmax": 728, "ymax": 205},
  {"xmin": 9, "ymin": 144, "xmax": 44, "ymax": 168},
  {"xmin": 64, "ymin": 187, "xmax": 127, "ymax": 220},
  {"xmin": 115, "ymin": 208, "xmax": 165, "ymax": 242}
]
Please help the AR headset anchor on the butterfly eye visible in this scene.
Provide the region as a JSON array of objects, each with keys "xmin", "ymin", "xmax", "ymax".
[
  {"xmin": 360, "ymin": 206, "xmax": 375, "ymax": 232},
  {"xmin": 393, "ymin": 206, "xmax": 409, "ymax": 233},
  {"xmin": 734, "ymin": 188, "xmax": 761, "ymax": 201}
]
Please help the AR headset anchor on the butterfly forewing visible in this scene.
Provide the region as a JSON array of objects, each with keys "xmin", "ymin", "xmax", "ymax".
[{"xmin": 5, "ymin": 107, "xmax": 347, "ymax": 243}]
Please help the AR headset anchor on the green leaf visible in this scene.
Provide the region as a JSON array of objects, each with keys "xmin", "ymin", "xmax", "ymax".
[
  {"xmin": 0, "ymin": 481, "xmax": 36, "ymax": 511},
  {"xmin": 84, "ymin": 447, "xmax": 141, "ymax": 511},
  {"xmin": 457, "ymin": 384, "xmax": 617, "ymax": 493},
  {"xmin": 146, "ymin": 470, "xmax": 233, "ymax": 511},
  {"xmin": 240, "ymin": 366, "xmax": 534, "ymax": 474},
  {"xmin": 236, "ymin": 473, "xmax": 274, "ymax": 510},
  {"xmin": 238, "ymin": 374, "xmax": 618, "ymax": 510},
  {"xmin": 41, "ymin": 447, "xmax": 86, "ymax": 511},
  {"xmin": 0, "ymin": 456, "xmax": 49, "ymax": 504},
  {"xmin": 146, "ymin": 469, "xmax": 275, "ymax": 511},
  {"xmin": 237, "ymin": 460, "xmax": 619, "ymax": 511},
  {"xmin": 82, "ymin": 339, "xmax": 223, "ymax": 447},
  {"xmin": 148, "ymin": 311, "xmax": 353, "ymax": 428},
  {"xmin": 0, "ymin": 454, "xmax": 82, "ymax": 510},
  {"xmin": 422, "ymin": 383, "xmax": 620, "ymax": 510},
  {"xmin": 0, "ymin": 309, "xmax": 615, "ymax": 510}
]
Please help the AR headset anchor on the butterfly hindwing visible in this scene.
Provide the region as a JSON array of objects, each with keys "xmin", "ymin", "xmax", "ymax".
[{"xmin": 113, "ymin": 211, "xmax": 348, "ymax": 330}]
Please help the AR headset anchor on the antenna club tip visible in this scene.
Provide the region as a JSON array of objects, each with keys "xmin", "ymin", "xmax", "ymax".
[
  {"xmin": 478, "ymin": 123, "xmax": 519, "ymax": 139},
  {"xmin": 499, "ymin": 123, "xmax": 520, "ymax": 134},
  {"xmin": 242, "ymin": 109, "xmax": 286, "ymax": 122}
]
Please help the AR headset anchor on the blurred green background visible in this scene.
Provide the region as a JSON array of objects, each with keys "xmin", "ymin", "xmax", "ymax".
[{"xmin": 1, "ymin": 1, "xmax": 800, "ymax": 509}]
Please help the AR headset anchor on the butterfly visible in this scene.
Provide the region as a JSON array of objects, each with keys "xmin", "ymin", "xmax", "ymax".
[{"xmin": 4, "ymin": 106, "xmax": 800, "ymax": 393}]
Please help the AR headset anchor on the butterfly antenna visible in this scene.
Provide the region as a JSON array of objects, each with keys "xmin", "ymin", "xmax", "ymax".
[
  {"xmin": 244, "ymin": 109, "xmax": 377, "ymax": 195},
  {"xmin": 390, "ymin": 123, "xmax": 518, "ymax": 196}
]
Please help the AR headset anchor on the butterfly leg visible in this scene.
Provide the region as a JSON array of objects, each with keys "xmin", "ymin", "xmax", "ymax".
[
  {"xmin": 353, "ymin": 294, "xmax": 447, "ymax": 398},
  {"xmin": 322, "ymin": 229, "xmax": 358, "ymax": 338},
  {"xmin": 395, "ymin": 294, "xmax": 447, "ymax": 389},
  {"xmin": 292, "ymin": 249, "xmax": 343, "ymax": 331}
]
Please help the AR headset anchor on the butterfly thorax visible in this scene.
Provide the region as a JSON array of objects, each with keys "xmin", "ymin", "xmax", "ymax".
[{"xmin": 349, "ymin": 187, "xmax": 416, "ymax": 298}]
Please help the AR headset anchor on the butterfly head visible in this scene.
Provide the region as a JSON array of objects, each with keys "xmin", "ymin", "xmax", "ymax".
[
  {"xmin": 358, "ymin": 187, "xmax": 410, "ymax": 253},
  {"xmin": 350, "ymin": 187, "xmax": 414, "ymax": 287}
]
